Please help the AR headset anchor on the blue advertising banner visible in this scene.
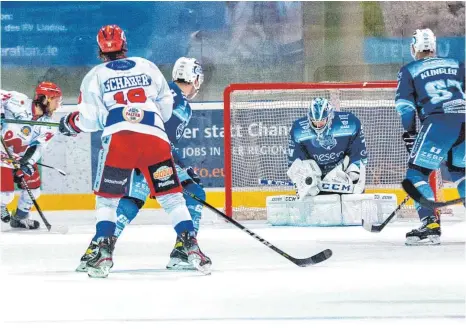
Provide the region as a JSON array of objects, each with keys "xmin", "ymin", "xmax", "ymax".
[
  {"xmin": 364, "ymin": 37, "xmax": 465, "ymax": 64},
  {"xmin": 1, "ymin": 1, "xmax": 226, "ymax": 66}
]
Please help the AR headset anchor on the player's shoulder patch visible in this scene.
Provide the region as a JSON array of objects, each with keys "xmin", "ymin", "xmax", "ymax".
[{"xmin": 7, "ymin": 91, "xmax": 29, "ymax": 108}]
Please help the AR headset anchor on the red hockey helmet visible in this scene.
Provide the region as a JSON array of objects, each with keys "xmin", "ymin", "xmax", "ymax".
[
  {"xmin": 34, "ymin": 81, "xmax": 62, "ymax": 100},
  {"xmin": 97, "ymin": 24, "xmax": 127, "ymax": 53}
]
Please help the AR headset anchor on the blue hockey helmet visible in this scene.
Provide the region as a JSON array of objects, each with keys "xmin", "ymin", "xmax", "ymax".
[{"xmin": 307, "ymin": 97, "xmax": 334, "ymax": 133}]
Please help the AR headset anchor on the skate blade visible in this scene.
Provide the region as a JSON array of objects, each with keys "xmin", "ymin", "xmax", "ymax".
[
  {"xmin": 50, "ymin": 225, "xmax": 69, "ymax": 234},
  {"xmin": 76, "ymin": 261, "xmax": 88, "ymax": 272},
  {"xmin": 87, "ymin": 259, "xmax": 113, "ymax": 278},
  {"xmin": 405, "ymin": 236, "xmax": 441, "ymax": 246},
  {"xmin": 190, "ymin": 259, "xmax": 211, "ymax": 275},
  {"xmin": 166, "ymin": 258, "xmax": 197, "ymax": 271}
]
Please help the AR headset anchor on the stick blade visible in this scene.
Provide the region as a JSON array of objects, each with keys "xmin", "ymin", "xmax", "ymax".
[
  {"xmin": 48, "ymin": 224, "xmax": 69, "ymax": 234},
  {"xmin": 293, "ymin": 249, "xmax": 332, "ymax": 267},
  {"xmin": 362, "ymin": 219, "xmax": 383, "ymax": 233}
]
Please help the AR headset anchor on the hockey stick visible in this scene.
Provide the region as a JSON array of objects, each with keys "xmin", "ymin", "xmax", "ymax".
[
  {"xmin": 402, "ymin": 178, "xmax": 464, "ymax": 209},
  {"xmin": 1, "ymin": 118, "xmax": 60, "ymax": 127},
  {"xmin": 37, "ymin": 162, "xmax": 67, "ymax": 176},
  {"xmin": 182, "ymin": 189, "xmax": 332, "ymax": 266},
  {"xmin": 361, "ymin": 194, "xmax": 411, "ymax": 233},
  {"xmin": 0, "ymin": 137, "xmax": 68, "ymax": 234}
]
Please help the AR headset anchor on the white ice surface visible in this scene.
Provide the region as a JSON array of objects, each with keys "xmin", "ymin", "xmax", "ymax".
[{"xmin": 0, "ymin": 209, "xmax": 464, "ymax": 329}]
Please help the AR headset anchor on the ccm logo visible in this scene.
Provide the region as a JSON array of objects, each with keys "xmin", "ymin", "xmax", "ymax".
[{"xmin": 320, "ymin": 183, "xmax": 352, "ymax": 192}]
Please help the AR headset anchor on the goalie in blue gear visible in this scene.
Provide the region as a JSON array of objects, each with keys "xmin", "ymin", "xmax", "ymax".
[
  {"xmin": 77, "ymin": 57, "xmax": 210, "ymax": 271},
  {"xmin": 287, "ymin": 97, "xmax": 368, "ymax": 197},
  {"xmin": 276, "ymin": 97, "xmax": 373, "ymax": 227},
  {"xmin": 396, "ymin": 28, "xmax": 465, "ymax": 245}
]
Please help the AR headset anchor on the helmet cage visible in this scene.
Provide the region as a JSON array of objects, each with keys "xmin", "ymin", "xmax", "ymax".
[{"xmin": 307, "ymin": 98, "xmax": 334, "ymax": 134}]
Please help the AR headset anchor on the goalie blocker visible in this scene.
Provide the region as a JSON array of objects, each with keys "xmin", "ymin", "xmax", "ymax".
[{"xmin": 266, "ymin": 193, "xmax": 397, "ymax": 227}]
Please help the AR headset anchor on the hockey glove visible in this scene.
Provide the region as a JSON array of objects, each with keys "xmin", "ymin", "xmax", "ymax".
[
  {"xmin": 186, "ymin": 167, "xmax": 203, "ymax": 186},
  {"xmin": 402, "ymin": 131, "xmax": 417, "ymax": 154},
  {"xmin": 13, "ymin": 159, "xmax": 35, "ymax": 183},
  {"xmin": 59, "ymin": 111, "xmax": 81, "ymax": 136}
]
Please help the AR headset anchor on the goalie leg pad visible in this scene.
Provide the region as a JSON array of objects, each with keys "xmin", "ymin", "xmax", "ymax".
[
  {"xmin": 341, "ymin": 194, "xmax": 398, "ymax": 226},
  {"xmin": 266, "ymin": 194, "xmax": 341, "ymax": 226}
]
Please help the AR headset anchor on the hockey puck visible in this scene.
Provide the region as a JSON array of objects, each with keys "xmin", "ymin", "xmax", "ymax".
[{"xmin": 305, "ymin": 177, "xmax": 313, "ymax": 185}]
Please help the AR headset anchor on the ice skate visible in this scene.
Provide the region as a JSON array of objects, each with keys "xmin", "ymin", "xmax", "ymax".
[
  {"xmin": 76, "ymin": 241, "xmax": 99, "ymax": 272},
  {"xmin": 406, "ymin": 216, "xmax": 441, "ymax": 245},
  {"xmin": 1, "ymin": 206, "xmax": 11, "ymax": 223},
  {"xmin": 10, "ymin": 211, "xmax": 39, "ymax": 230},
  {"xmin": 87, "ymin": 236, "xmax": 116, "ymax": 278},
  {"xmin": 166, "ymin": 236, "xmax": 197, "ymax": 270},
  {"xmin": 180, "ymin": 231, "xmax": 212, "ymax": 275}
]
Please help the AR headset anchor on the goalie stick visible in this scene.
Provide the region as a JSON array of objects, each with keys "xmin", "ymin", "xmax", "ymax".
[
  {"xmin": 0, "ymin": 137, "xmax": 68, "ymax": 234},
  {"xmin": 362, "ymin": 194, "xmax": 411, "ymax": 233},
  {"xmin": 402, "ymin": 178, "xmax": 464, "ymax": 209},
  {"xmin": 182, "ymin": 188, "xmax": 332, "ymax": 266}
]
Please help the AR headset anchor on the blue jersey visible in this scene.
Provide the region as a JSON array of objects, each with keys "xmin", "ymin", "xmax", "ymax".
[
  {"xmin": 287, "ymin": 112, "xmax": 367, "ymax": 176},
  {"xmin": 164, "ymin": 81, "xmax": 192, "ymax": 164},
  {"xmin": 395, "ymin": 57, "xmax": 465, "ymax": 132}
]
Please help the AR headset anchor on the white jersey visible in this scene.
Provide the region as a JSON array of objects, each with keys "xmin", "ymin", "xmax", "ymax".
[
  {"xmin": 1, "ymin": 90, "xmax": 58, "ymax": 168},
  {"xmin": 76, "ymin": 56, "xmax": 174, "ymax": 142}
]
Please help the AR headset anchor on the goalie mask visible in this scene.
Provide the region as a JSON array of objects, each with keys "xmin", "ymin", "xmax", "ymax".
[
  {"xmin": 410, "ymin": 28, "xmax": 436, "ymax": 60},
  {"xmin": 308, "ymin": 97, "xmax": 334, "ymax": 134},
  {"xmin": 172, "ymin": 57, "xmax": 204, "ymax": 100}
]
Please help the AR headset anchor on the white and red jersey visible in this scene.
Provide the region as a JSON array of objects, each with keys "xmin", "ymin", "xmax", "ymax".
[
  {"xmin": 76, "ymin": 57, "xmax": 174, "ymax": 142},
  {"xmin": 0, "ymin": 90, "xmax": 58, "ymax": 168}
]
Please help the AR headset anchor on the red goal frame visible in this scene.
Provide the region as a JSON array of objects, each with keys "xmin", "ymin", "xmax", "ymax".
[{"xmin": 223, "ymin": 81, "xmax": 402, "ymax": 217}]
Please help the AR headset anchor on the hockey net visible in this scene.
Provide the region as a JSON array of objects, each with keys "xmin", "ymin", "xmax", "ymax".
[{"xmin": 223, "ymin": 82, "xmax": 449, "ymax": 221}]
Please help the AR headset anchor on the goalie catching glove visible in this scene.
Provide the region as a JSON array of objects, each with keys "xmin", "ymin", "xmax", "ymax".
[{"xmin": 287, "ymin": 158, "xmax": 322, "ymax": 198}]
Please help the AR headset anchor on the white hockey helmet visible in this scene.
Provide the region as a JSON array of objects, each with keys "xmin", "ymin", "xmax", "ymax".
[
  {"xmin": 307, "ymin": 97, "xmax": 334, "ymax": 134},
  {"xmin": 410, "ymin": 28, "xmax": 436, "ymax": 60},
  {"xmin": 172, "ymin": 57, "xmax": 204, "ymax": 99}
]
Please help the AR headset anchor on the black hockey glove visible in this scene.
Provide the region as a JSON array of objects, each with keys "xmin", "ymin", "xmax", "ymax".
[
  {"xmin": 13, "ymin": 160, "xmax": 35, "ymax": 184},
  {"xmin": 402, "ymin": 131, "xmax": 417, "ymax": 154},
  {"xmin": 186, "ymin": 167, "xmax": 203, "ymax": 186}
]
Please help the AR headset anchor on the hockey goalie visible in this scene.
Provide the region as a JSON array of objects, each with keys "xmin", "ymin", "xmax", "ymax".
[{"xmin": 266, "ymin": 97, "xmax": 397, "ymax": 226}]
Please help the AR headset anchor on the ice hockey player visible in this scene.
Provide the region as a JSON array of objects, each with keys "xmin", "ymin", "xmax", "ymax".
[
  {"xmin": 267, "ymin": 97, "xmax": 381, "ymax": 226},
  {"xmin": 1, "ymin": 82, "xmax": 61, "ymax": 229},
  {"xmin": 58, "ymin": 25, "xmax": 211, "ymax": 277},
  {"xmin": 76, "ymin": 57, "xmax": 210, "ymax": 272},
  {"xmin": 396, "ymin": 28, "xmax": 465, "ymax": 245}
]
